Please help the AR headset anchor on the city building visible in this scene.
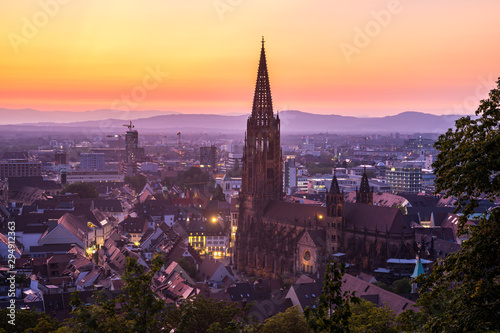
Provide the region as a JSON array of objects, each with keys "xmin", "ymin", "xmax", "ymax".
[
  {"xmin": 54, "ymin": 151, "xmax": 69, "ymax": 165},
  {"xmin": 225, "ymin": 153, "xmax": 243, "ymax": 172},
  {"xmin": 200, "ymin": 146, "xmax": 217, "ymax": 168},
  {"xmin": 283, "ymin": 156, "xmax": 298, "ymax": 195},
  {"xmin": 386, "ymin": 165, "xmax": 423, "ymax": 194},
  {"xmin": 124, "ymin": 121, "xmax": 140, "ymax": 176},
  {"xmin": 404, "ymin": 136, "xmax": 436, "ymax": 156},
  {"xmin": 64, "ymin": 171, "xmax": 124, "ymax": 184},
  {"xmin": 80, "ymin": 153, "xmax": 106, "ymax": 171},
  {"xmin": 0, "ymin": 155, "xmax": 42, "ymax": 179}
]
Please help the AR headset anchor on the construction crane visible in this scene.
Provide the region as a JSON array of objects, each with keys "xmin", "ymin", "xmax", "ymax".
[
  {"xmin": 106, "ymin": 134, "xmax": 123, "ymax": 165},
  {"xmin": 124, "ymin": 120, "xmax": 135, "ymax": 131}
]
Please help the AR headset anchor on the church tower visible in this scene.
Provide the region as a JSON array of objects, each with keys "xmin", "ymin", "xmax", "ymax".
[
  {"xmin": 356, "ymin": 167, "xmax": 373, "ymax": 205},
  {"xmin": 326, "ymin": 170, "xmax": 344, "ymax": 253},
  {"xmin": 236, "ymin": 38, "xmax": 283, "ymax": 273},
  {"xmin": 240, "ymin": 37, "xmax": 283, "ymax": 209}
]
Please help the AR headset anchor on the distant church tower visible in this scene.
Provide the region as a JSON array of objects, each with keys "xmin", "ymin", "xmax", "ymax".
[
  {"xmin": 356, "ymin": 168, "xmax": 373, "ymax": 205},
  {"xmin": 236, "ymin": 38, "xmax": 283, "ymax": 272},
  {"xmin": 326, "ymin": 170, "xmax": 344, "ymax": 252}
]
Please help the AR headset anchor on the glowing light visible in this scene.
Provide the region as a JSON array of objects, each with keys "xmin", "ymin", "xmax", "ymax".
[
  {"xmin": 212, "ymin": 217, "xmax": 217, "ymax": 223},
  {"xmin": 318, "ymin": 215, "xmax": 323, "ymax": 219}
]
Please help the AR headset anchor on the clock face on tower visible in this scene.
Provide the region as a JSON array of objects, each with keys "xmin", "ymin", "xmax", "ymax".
[{"xmin": 303, "ymin": 250, "xmax": 311, "ymax": 261}]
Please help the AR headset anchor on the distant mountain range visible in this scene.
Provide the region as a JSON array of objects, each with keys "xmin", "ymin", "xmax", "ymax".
[
  {"xmin": 0, "ymin": 108, "xmax": 179, "ymax": 125},
  {"xmin": 0, "ymin": 109, "xmax": 465, "ymax": 134}
]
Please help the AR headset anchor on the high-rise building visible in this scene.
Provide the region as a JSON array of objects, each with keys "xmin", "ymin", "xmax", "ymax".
[
  {"xmin": 200, "ymin": 146, "xmax": 217, "ymax": 167},
  {"xmin": 386, "ymin": 165, "xmax": 422, "ymax": 194},
  {"xmin": 124, "ymin": 121, "xmax": 139, "ymax": 176},
  {"xmin": 125, "ymin": 122, "xmax": 139, "ymax": 164},
  {"xmin": 283, "ymin": 156, "xmax": 297, "ymax": 194},
  {"xmin": 80, "ymin": 153, "xmax": 106, "ymax": 171},
  {"xmin": 54, "ymin": 151, "xmax": 69, "ymax": 165}
]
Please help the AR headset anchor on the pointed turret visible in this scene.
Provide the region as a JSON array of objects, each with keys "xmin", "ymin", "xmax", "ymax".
[
  {"xmin": 327, "ymin": 169, "xmax": 344, "ymax": 218},
  {"xmin": 356, "ymin": 166, "xmax": 373, "ymax": 205},
  {"xmin": 329, "ymin": 169, "xmax": 341, "ymax": 194},
  {"xmin": 359, "ymin": 166, "xmax": 370, "ymax": 193}
]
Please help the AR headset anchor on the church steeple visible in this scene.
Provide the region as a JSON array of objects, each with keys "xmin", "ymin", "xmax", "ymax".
[
  {"xmin": 327, "ymin": 169, "xmax": 343, "ymax": 217},
  {"xmin": 329, "ymin": 169, "xmax": 341, "ymax": 194},
  {"xmin": 356, "ymin": 167, "xmax": 373, "ymax": 205},
  {"xmin": 240, "ymin": 38, "xmax": 282, "ymax": 205},
  {"xmin": 251, "ymin": 37, "xmax": 274, "ymax": 126}
]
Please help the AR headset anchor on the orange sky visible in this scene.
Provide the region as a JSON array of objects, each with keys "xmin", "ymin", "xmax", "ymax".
[{"xmin": 1, "ymin": 1, "xmax": 499, "ymax": 117}]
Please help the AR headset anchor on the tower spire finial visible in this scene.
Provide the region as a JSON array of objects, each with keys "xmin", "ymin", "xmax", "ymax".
[{"xmin": 262, "ymin": 36, "xmax": 265, "ymax": 46}]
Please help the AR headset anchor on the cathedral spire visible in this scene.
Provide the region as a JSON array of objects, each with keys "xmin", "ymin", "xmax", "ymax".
[
  {"xmin": 359, "ymin": 167, "xmax": 370, "ymax": 194},
  {"xmin": 356, "ymin": 166, "xmax": 373, "ymax": 204},
  {"xmin": 251, "ymin": 37, "xmax": 274, "ymax": 125},
  {"xmin": 330, "ymin": 168, "xmax": 341, "ymax": 194}
]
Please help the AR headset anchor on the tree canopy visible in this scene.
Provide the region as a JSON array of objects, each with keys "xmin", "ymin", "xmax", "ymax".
[
  {"xmin": 416, "ymin": 76, "xmax": 500, "ymax": 332},
  {"xmin": 260, "ymin": 306, "xmax": 308, "ymax": 333},
  {"xmin": 433, "ymin": 77, "xmax": 500, "ymax": 226},
  {"xmin": 125, "ymin": 174, "xmax": 147, "ymax": 193},
  {"xmin": 304, "ymin": 262, "xmax": 360, "ymax": 333},
  {"xmin": 61, "ymin": 182, "xmax": 98, "ymax": 198}
]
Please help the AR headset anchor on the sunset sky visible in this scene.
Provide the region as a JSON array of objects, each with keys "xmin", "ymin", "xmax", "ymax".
[{"xmin": 1, "ymin": 1, "xmax": 499, "ymax": 117}]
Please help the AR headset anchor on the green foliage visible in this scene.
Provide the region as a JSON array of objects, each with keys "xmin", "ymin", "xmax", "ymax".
[
  {"xmin": 348, "ymin": 299, "xmax": 396, "ymax": 333},
  {"xmin": 61, "ymin": 182, "xmax": 98, "ymax": 198},
  {"xmin": 417, "ymin": 211, "xmax": 500, "ymax": 332},
  {"xmin": 433, "ymin": 77, "xmax": 500, "ymax": 229},
  {"xmin": 371, "ymin": 278, "xmax": 410, "ymax": 295},
  {"xmin": 175, "ymin": 257, "xmax": 198, "ymax": 279},
  {"xmin": 304, "ymin": 262, "xmax": 360, "ymax": 333},
  {"xmin": 63, "ymin": 292, "xmax": 128, "ymax": 333},
  {"xmin": 0, "ymin": 308, "xmax": 60, "ymax": 333},
  {"xmin": 175, "ymin": 166, "xmax": 210, "ymax": 189},
  {"xmin": 119, "ymin": 255, "xmax": 166, "ymax": 333},
  {"xmin": 163, "ymin": 295, "xmax": 250, "ymax": 332},
  {"xmin": 161, "ymin": 176, "xmax": 173, "ymax": 188},
  {"xmin": 211, "ymin": 184, "xmax": 226, "ymax": 202},
  {"xmin": 416, "ymin": 76, "xmax": 500, "ymax": 332},
  {"xmin": 125, "ymin": 174, "xmax": 147, "ymax": 193},
  {"xmin": 391, "ymin": 278, "xmax": 411, "ymax": 295},
  {"xmin": 394, "ymin": 309, "xmax": 427, "ymax": 333},
  {"xmin": 260, "ymin": 306, "xmax": 308, "ymax": 333},
  {"xmin": 305, "ymin": 161, "xmax": 335, "ymax": 175}
]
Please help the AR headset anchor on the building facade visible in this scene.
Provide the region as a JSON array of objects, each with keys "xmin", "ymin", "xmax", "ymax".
[
  {"xmin": 386, "ymin": 165, "xmax": 422, "ymax": 194},
  {"xmin": 80, "ymin": 153, "xmax": 106, "ymax": 171},
  {"xmin": 0, "ymin": 159, "xmax": 42, "ymax": 179},
  {"xmin": 200, "ymin": 146, "xmax": 217, "ymax": 168}
]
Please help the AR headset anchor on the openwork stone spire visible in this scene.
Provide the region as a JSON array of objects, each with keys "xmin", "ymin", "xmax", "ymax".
[{"xmin": 251, "ymin": 36, "xmax": 274, "ymax": 127}]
